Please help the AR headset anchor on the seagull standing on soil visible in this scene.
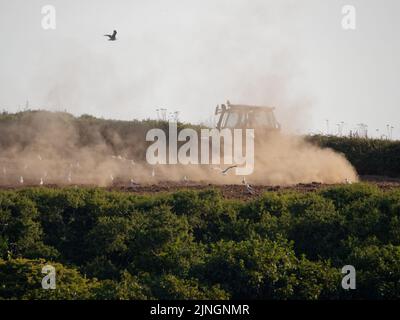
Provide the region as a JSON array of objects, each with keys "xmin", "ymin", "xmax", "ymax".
[
  {"xmin": 104, "ymin": 30, "xmax": 117, "ymax": 41},
  {"xmin": 130, "ymin": 179, "xmax": 139, "ymax": 187},
  {"xmin": 39, "ymin": 178, "xmax": 44, "ymax": 186},
  {"xmin": 19, "ymin": 176, "xmax": 24, "ymax": 184},
  {"xmin": 245, "ymin": 183, "xmax": 255, "ymax": 195},
  {"xmin": 345, "ymin": 178, "xmax": 352, "ymax": 184}
]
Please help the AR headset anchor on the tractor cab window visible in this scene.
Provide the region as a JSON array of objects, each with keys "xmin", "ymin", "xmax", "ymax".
[
  {"xmin": 249, "ymin": 111, "xmax": 277, "ymax": 128},
  {"xmin": 223, "ymin": 112, "xmax": 241, "ymax": 128}
]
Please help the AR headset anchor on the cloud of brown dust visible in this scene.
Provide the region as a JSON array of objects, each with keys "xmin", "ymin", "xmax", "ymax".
[{"xmin": 0, "ymin": 111, "xmax": 358, "ymax": 186}]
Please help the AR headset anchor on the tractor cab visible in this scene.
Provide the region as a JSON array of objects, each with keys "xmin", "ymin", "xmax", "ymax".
[{"xmin": 215, "ymin": 101, "xmax": 280, "ymax": 131}]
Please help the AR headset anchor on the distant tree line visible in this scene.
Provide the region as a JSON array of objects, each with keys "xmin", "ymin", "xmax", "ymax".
[{"xmin": 308, "ymin": 135, "xmax": 400, "ymax": 177}]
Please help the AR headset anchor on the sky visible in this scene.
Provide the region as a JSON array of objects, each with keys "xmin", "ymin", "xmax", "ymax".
[{"xmin": 0, "ymin": 0, "xmax": 399, "ymax": 138}]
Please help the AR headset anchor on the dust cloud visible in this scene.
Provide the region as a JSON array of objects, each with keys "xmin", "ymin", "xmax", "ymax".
[
  {"xmin": 0, "ymin": 110, "xmax": 358, "ymax": 187},
  {"xmin": 250, "ymin": 131, "xmax": 358, "ymax": 185}
]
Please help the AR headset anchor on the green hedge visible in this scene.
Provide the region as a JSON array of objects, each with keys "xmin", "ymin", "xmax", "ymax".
[
  {"xmin": 308, "ymin": 135, "xmax": 400, "ymax": 177},
  {"xmin": 1, "ymin": 185, "xmax": 400, "ymax": 299}
]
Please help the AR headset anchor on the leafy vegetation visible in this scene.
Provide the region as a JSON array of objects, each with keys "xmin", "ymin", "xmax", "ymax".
[
  {"xmin": 0, "ymin": 110, "xmax": 203, "ymax": 162},
  {"xmin": 308, "ymin": 135, "xmax": 400, "ymax": 177},
  {"xmin": 1, "ymin": 184, "xmax": 399, "ymax": 299}
]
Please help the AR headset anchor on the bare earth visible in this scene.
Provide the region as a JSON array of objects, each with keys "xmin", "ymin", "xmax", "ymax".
[{"xmin": 1, "ymin": 175, "xmax": 400, "ymax": 200}]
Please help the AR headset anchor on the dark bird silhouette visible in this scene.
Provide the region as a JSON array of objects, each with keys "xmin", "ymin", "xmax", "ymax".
[{"xmin": 104, "ymin": 30, "xmax": 117, "ymax": 41}]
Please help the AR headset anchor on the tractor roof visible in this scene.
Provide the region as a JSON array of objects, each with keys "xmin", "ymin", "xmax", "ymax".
[{"xmin": 225, "ymin": 102, "xmax": 275, "ymax": 111}]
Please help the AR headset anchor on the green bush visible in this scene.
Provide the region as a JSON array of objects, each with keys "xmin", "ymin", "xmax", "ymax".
[
  {"xmin": 0, "ymin": 185, "xmax": 399, "ymax": 299},
  {"xmin": 0, "ymin": 258, "xmax": 97, "ymax": 299},
  {"xmin": 308, "ymin": 135, "xmax": 400, "ymax": 177}
]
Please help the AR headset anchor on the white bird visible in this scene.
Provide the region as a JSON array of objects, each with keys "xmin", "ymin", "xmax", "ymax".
[
  {"xmin": 39, "ymin": 178, "xmax": 44, "ymax": 186},
  {"xmin": 345, "ymin": 178, "xmax": 352, "ymax": 184},
  {"xmin": 245, "ymin": 183, "xmax": 255, "ymax": 195},
  {"xmin": 130, "ymin": 179, "xmax": 139, "ymax": 186},
  {"xmin": 213, "ymin": 165, "xmax": 237, "ymax": 175},
  {"xmin": 19, "ymin": 176, "xmax": 24, "ymax": 184},
  {"xmin": 67, "ymin": 171, "xmax": 72, "ymax": 183},
  {"xmin": 183, "ymin": 176, "xmax": 188, "ymax": 183},
  {"xmin": 110, "ymin": 174, "xmax": 114, "ymax": 181}
]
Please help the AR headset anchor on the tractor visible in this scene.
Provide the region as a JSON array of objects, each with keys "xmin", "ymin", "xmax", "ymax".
[{"xmin": 215, "ymin": 101, "xmax": 281, "ymax": 131}]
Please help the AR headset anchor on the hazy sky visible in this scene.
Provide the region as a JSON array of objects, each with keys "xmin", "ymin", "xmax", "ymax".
[{"xmin": 0, "ymin": 0, "xmax": 399, "ymax": 138}]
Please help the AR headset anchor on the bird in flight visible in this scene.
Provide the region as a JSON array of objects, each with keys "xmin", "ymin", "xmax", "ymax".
[
  {"xmin": 104, "ymin": 30, "xmax": 117, "ymax": 41},
  {"xmin": 212, "ymin": 165, "xmax": 238, "ymax": 175}
]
